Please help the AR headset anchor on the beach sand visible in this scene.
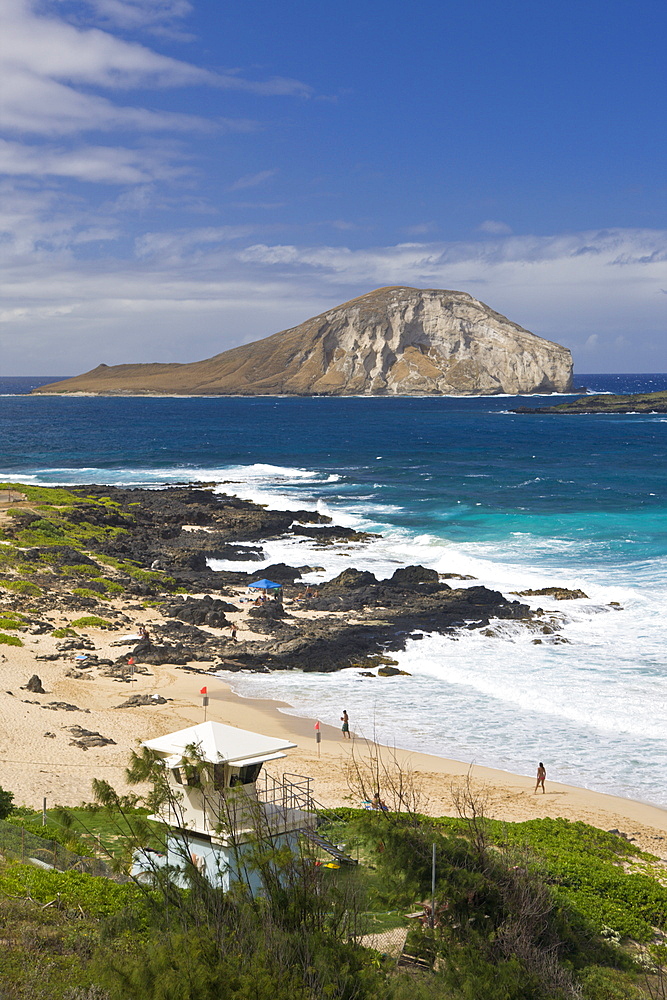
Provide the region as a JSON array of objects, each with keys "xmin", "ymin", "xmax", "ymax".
[{"xmin": 1, "ymin": 600, "xmax": 666, "ymax": 863}]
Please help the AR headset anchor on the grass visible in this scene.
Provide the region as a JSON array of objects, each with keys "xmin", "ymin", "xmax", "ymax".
[
  {"xmin": 0, "ymin": 865, "xmax": 144, "ymax": 917},
  {"xmin": 481, "ymin": 816, "xmax": 667, "ymax": 943},
  {"xmin": 0, "ymin": 633, "xmax": 23, "ymax": 646},
  {"xmin": 0, "ymin": 580, "xmax": 41, "ymax": 596},
  {"xmin": 71, "ymin": 588, "xmax": 110, "ymax": 602},
  {"xmin": 0, "ymin": 893, "xmax": 100, "ymax": 1000},
  {"xmin": 47, "ymin": 805, "xmax": 162, "ymax": 862},
  {"xmin": 58, "ymin": 564, "xmax": 104, "ymax": 579},
  {"xmin": 0, "ymin": 614, "xmax": 25, "ymax": 630},
  {"xmin": 70, "ymin": 617, "xmax": 112, "ymax": 629}
]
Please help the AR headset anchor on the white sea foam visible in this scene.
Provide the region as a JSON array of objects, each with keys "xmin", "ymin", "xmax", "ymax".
[{"xmin": 208, "ymin": 461, "xmax": 667, "ymax": 807}]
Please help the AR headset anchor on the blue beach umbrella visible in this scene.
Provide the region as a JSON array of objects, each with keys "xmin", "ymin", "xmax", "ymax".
[{"xmin": 248, "ymin": 579, "xmax": 281, "ymax": 590}]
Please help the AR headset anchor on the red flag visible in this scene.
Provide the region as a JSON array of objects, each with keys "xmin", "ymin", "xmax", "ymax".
[
  {"xmin": 128, "ymin": 657, "xmax": 135, "ymax": 666},
  {"xmin": 200, "ymin": 686, "xmax": 207, "ymax": 695},
  {"xmin": 314, "ymin": 720, "xmax": 320, "ymax": 730}
]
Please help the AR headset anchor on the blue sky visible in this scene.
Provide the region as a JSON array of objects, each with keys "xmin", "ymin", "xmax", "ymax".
[{"xmin": 1, "ymin": 0, "xmax": 665, "ymax": 375}]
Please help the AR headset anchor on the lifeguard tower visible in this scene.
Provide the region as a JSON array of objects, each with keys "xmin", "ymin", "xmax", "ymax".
[{"xmin": 132, "ymin": 720, "xmax": 316, "ymax": 893}]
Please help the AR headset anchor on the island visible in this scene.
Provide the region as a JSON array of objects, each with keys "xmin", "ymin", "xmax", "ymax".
[
  {"xmin": 32, "ymin": 286, "xmax": 574, "ymax": 397},
  {"xmin": 513, "ymin": 390, "xmax": 667, "ymax": 414}
]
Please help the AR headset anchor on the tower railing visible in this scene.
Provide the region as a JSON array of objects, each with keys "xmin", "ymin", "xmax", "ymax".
[{"xmin": 256, "ymin": 771, "xmax": 313, "ymax": 812}]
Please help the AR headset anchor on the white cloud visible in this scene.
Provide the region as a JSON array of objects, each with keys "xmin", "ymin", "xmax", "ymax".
[
  {"xmin": 3, "ymin": 0, "xmax": 213, "ymax": 89},
  {"xmin": 0, "ymin": 138, "xmax": 189, "ymax": 183},
  {"xmin": 1, "ymin": 68, "xmax": 224, "ymax": 136},
  {"xmin": 0, "ymin": 0, "xmax": 309, "ymax": 141},
  {"xmin": 228, "ymin": 169, "xmax": 277, "ymax": 192},
  {"xmin": 1, "ymin": 216, "xmax": 665, "ymax": 374},
  {"xmin": 404, "ymin": 222, "xmax": 437, "ymax": 236},
  {"xmin": 79, "ymin": 0, "xmax": 194, "ymax": 36},
  {"xmin": 478, "ymin": 219, "xmax": 513, "ymax": 235},
  {"xmin": 135, "ymin": 225, "xmax": 255, "ymax": 260}
]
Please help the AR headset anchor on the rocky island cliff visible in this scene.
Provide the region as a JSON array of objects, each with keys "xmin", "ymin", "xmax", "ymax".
[{"xmin": 33, "ymin": 286, "xmax": 574, "ymax": 397}]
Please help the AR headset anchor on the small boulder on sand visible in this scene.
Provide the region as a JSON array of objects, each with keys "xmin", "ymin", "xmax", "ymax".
[{"xmin": 25, "ymin": 674, "xmax": 45, "ymax": 694}]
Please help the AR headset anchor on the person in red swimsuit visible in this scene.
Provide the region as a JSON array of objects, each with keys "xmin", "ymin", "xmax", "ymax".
[{"xmin": 535, "ymin": 762, "xmax": 546, "ymax": 793}]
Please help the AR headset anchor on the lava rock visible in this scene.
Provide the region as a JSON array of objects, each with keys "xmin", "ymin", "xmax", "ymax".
[
  {"xmin": 68, "ymin": 725, "xmax": 116, "ymax": 749},
  {"xmin": 115, "ymin": 693, "xmax": 169, "ymax": 708},
  {"xmin": 325, "ymin": 568, "xmax": 378, "ymax": 589},
  {"xmin": 161, "ymin": 595, "xmax": 236, "ymax": 626},
  {"xmin": 390, "ymin": 565, "xmax": 440, "ymax": 586},
  {"xmin": 247, "ymin": 601, "xmax": 288, "ymax": 620},
  {"xmin": 44, "ymin": 701, "xmax": 89, "ymax": 712},
  {"xmin": 513, "ymin": 587, "xmax": 589, "ymax": 601}
]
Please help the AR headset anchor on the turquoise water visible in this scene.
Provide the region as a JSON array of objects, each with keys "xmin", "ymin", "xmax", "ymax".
[{"xmin": 1, "ymin": 374, "xmax": 666, "ymax": 806}]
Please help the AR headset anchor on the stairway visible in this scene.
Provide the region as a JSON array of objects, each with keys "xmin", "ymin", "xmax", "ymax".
[{"xmin": 300, "ymin": 829, "xmax": 357, "ymax": 865}]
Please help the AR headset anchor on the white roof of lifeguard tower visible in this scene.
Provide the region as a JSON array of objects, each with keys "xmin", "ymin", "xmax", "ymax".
[{"xmin": 143, "ymin": 721, "xmax": 297, "ymax": 768}]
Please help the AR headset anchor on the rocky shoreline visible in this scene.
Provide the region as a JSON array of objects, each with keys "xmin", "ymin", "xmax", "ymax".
[
  {"xmin": 512, "ymin": 389, "xmax": 667, "ymax": 414},
  {"xmin": 6, "ymin": 479, "xmax": 667, "ymax": 867},
  {"xmin": 0, "ymin": 482, "xmax": 573, "ymax": 681}
]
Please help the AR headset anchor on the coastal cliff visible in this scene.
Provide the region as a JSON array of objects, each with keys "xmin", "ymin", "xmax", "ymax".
[{"xmin": 33, "ymin": 287, "xmax": 574, "ymax": 396}]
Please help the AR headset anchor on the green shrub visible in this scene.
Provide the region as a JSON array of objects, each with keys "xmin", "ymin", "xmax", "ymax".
[
  {"xmin": 72, "ymin": 588, "xmax": 109, "ymax": 601},
  {"xmin": 95, "ymin": 554, "xmax": 125, "ymax": 570},
  {"xmin": 0, "ymin": 865, "xmax": 144, "ymax": 916},
  {"xmin": 0, "ymin": 483, "xmax": 79, "ymax": 505},
  {"xmin": 126, "ymin": 567, "xmax": 172, "ymax": 585},
  {"xmin": 70, "ymin": 616, "xmax": 112, "ymax": 629},
  {"xmin": 21, "ymin": 518, "xmax": 66, "ymax": 538},
  {"xmin": 0, "ymin": 579, "xmax": 41, "ymax": 595},
  {"xmin": 51, "ymin": 627, "xmax": 79, "ymax": 638},
  {"xmin": 0, "ymin": 632, "xmax": 23, "ymax": 646},
  {"xmin": 0, "ymin": 785, "xmax": 14, "ymax": 820},
  {"xmin": 482, "ymin": 816, "xmax": 667, "ymax": 943},
  {"xmin": 0, "ymin": 614, "xmax": 24, "ymax": 629},
  {"xmin": 59, "ymin": 564, "xmax": 104, "ymax": 579},
  {"xmin": 5, "ymin": 508, "xmax": 36, "ymax": 520},
  {"xmin": 0, "ymin": 546, "xmax": 21, "ymax": 566}
]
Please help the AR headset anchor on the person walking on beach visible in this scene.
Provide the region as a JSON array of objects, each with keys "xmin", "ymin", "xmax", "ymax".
[
  {"xmin": 535, "ymin": 762, "xmax": 546, "ymax": 793},
  {"xmin": 341, "ymin": 710, "xmax": 350, "ymax": 739}
]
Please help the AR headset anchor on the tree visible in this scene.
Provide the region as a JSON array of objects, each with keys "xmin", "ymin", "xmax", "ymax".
[{"xmin": 0, "ymin": 784, "xmax": 14, "ymax": 820}]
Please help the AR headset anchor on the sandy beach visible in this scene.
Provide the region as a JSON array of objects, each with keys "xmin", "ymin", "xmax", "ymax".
[{"xmin": 2, "ymin": 599, "xmax": 666, "ymax": 863}]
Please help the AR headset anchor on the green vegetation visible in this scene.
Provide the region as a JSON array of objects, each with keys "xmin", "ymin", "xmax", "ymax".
[
  {"xmin": 0, "ymin": 580, "xmax": 41, "ymax": 596},
  {"xmin": 0, "ymin": 893, "xmax": 101, "ymax": 999},
  {"xmin": 0, "ymin": 786, "xmax": 14, "ymax": 820},
  {"xmin": 58, "ymin": 563, "xmax": 105, "ymax": 579},
  {"xmin": 5, "ymin": 817, "xmax": 94, "ymax": 857},
  {"xmin": 0, "ymin": 545, "xmax": 22, "ymax": 567},
  {"xmin": 0, "ymin": 632, "xmax": 23, "ymax": 646},
  {"xmin": 0, "ymin": 612, "xmax": 25, "ymax": 630},
  {"xmin": 72, "ymin": 587, "xmax": 110, "ymax": 601},
  {"xmin": 51, "ymin": 627, "xmax": 79, "ymax": 638},
  {"xmin": 480, "ymin": 817, "xmax": 667, "ymax": 943},
  {"xmin": 70, "ymin": 616, "xmax": 112, "ymax": 629},
  {"xmin": 0, "ymin": 865, "xmax": 144, "ymax": 916},
  {"xmin": 0, "ymin": 481, "xmax": 182, "ymax": 610},
  {"xmin": 0, "ymin": 483, "xmax": 82, "ymax": 505},
  {"xmin": 0, "ymin": 781, "xmax": 665, "ymax": 999}
]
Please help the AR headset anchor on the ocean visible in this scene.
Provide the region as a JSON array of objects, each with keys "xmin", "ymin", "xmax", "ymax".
[{"xmin": 1, "ymin": 373, "xmax": 666, "ymax": 808}]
